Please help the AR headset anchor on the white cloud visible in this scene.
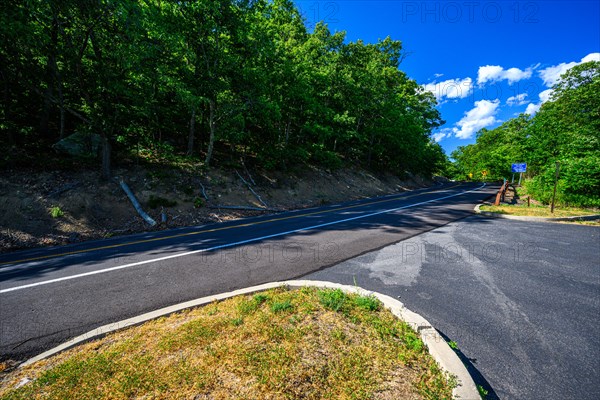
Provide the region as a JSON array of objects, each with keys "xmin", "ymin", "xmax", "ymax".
[
  {"xmin": 433, "ymin": 73, "xmax": 444, "ymax": 78},
  {"xmin": 431, "ymin": 128, "xmax": 452, "ymax": 143},
  {"xmin": 539, "ymin": 88, "xmax": 553, "ymax": 103},
  {"xmin": 423, "ymin": 77, "xmax": 473, "ymax": 103},
  {"xmin": 453, "ymin": 99, "xmax": 500, "ymax": 139},
  {"xmin": 431, "ymin": 132, "xmax": 447, "ymax": 142},
  {"xmin": 539, "ymin": 52, "xmax": 600, "ymax": 86},
  {"xmin": 539, "ymin": 62, "xmax": 578, "ymax": 87},
  {"xmin": 477, "ymin": 65, "xmax": 532, "ymax": 85},
  {"xmin": 523, "ymin": 88, "xmax": 555, "ymax": 115},
  {"xmin": 525, "ymin": 103, "xmax": 541, "ymax": 115},
  {"xmin": 506, "ymin": 93, "xmax": 528, "ymax": 106},
  {"xmin": 582, "ymin": 53, "xmax": 600, "ymax": 63}
]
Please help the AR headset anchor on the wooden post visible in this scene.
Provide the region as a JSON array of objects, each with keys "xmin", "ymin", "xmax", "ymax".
[
  {"xmin": 550, "ymin": 162, "xmax": 560, "ymax": 214},
  {"xmin": 527, "ymin": 197, "xmax": 530, "ymax": 207},
  {"xmin": 494, "ymin": 181, "xmax": 507, "ymax": 206}
]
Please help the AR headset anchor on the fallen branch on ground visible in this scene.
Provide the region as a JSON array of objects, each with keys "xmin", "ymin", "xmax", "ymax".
[
  {"xmin": 241, "ymin": 162, "xmax": 256, "ymax": 186},
  {"xmin": 199, "ymin": 181, "xmax": 209, "ymax": 200},
  {"xmin": 117, "ymin": 178, "xmax": 156, "ymax": 226},
  {"xmin": 236, "ymin": 170, "xmax": 268, "ymax": 208}
]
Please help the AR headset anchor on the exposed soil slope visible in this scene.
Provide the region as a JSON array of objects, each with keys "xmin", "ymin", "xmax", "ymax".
[{"xmin": 1, "ymin": 166, "xmax": 434, "ymax": 253}]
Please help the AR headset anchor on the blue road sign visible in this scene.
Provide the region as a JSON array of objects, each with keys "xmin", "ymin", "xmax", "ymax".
[{"xmin": 512, "ymin": 163, "xmax": 527, "ymax": 173}]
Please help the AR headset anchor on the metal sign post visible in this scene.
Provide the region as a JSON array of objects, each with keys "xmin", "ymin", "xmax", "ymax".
[{"xmin": 511, "ymin": 163, "xmax": 527, "ymax": 186}]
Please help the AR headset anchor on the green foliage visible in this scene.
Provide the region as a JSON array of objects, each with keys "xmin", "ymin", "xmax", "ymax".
[
  {"xmin": 353, "ymin": 295, "xmax": 381, "ymax": 311},
  {"xmin": 270, "ymin": 300, "xmax": 293, "ymax": 313},
  {"xmin": 403, "ymin": 330, "xmax": 424, "ymax": 352},
  {"xmin": 1, "ymin": 0, "xmax": 444, "ymax": 178},
  {"xmin": 253, "ymin": 294, "xmax": 269, "ymax": 305},
  {"xmin": 451, "ymin": 61, "xmax": 600, "ymax": 207},
  {"xmin": 193, "ymin": 197, "xmax": 205, "ymax": 208},
  {"xmin": 311, "ymin": 147, "xmax": 343, "ymax": 170},
  {"xmin": 318, "ymin": 289, "xmax": 347, "ymax": 312},
  {"xmin": 50, "ymin": 206, "xmax": 64, "ymax": 218}
]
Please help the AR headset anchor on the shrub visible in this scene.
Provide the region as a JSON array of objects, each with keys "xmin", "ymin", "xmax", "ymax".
[{"xmin": 50, "ymin": 206, "xmax": 64, "ymax": 218}]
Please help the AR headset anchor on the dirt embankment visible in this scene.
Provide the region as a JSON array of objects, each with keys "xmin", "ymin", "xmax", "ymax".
[{"xmin": 0, "ymin": 166, "xmax": 433, "ymax": 253}]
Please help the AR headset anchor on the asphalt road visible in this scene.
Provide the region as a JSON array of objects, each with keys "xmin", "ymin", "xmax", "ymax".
[
  {"xmin": 0, "ymin": 182, "xmax": 496, "ymax": 362},
  {"xmin": 306, "ymin": 216, "xmax": 600, "ymax": 399}
]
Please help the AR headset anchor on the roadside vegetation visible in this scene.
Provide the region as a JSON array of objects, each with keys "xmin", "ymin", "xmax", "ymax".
[
  {"xmin": 479, "ymin": 204, "xmax": 598, "ymax": 218},
  {"xmin": 450, "ymin": 61, "xmax": 600, "ymax": 208},
  {"xmin": 480, "ymin": 184, "xmax": 599, "ymax": 223},
  {"xmin": 1, "ymin": 0, "xmax": 447, "ymax": 179},
  {"xmin": 0, "ymin": 287, "xmax": 455, "ymax": 399}
]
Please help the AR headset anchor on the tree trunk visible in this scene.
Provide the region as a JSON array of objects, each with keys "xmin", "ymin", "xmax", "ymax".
[
  {"xmin": 57, "ymin": 69, "xmax": 65, "ymax": 139},
  {"xmin": 367, "ymin": 132, "xmax": 375, "ymax": 168},
  {"xmin": 39, "ymin": 15, "xmax": 59, "ymax": 136},
  {"xmin": 205, "ymin": 99, "xmax": 216, "ymax": 166},
  {"xmin": 39, "ymin": 69, "xmax": 54, "ymax": 136},
  {"xmin": 3, "ymin": 70, "xmax": 14, "ymax": 147},
  {"xmin": 284, "ymin": 118, "xmax": 291, "ymax": 146},
  {"xmin": 101, "ymin": 135, "xmax": 111, "ymax": 180},
  {"xmin": 187, "ymin": 107, "xmax": 196, "ymax": 156}
]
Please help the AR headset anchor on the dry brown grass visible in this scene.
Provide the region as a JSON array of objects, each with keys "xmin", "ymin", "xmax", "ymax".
[
  {"xmin": 0, "ymin": 287, "xmax": 454, "ymax": 400},
  {"xmin": 480, "ymin": 204, "xmax": 599, "ymax": 218}
]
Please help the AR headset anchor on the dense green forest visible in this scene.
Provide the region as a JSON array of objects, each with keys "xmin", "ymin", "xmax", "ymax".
[
  {"xmin": 451, "ymin": 61, "xmax": 600, "ymax": 207},
  {"xmin": 1, "ymin": 0, "xmax": 447, "ymax": 178}
]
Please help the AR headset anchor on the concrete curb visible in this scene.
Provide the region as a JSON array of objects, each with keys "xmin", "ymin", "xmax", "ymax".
[
  {"xmin": 20, "ymin": 280, "xmax": 479, "ymax": 399},
  {"xmin": 474, "ymin": 204, "xmax": 600, "ymax": 222}
]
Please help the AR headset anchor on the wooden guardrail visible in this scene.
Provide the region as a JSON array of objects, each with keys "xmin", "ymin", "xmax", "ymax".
[{"xmin": 494, "ymin": 179, "xmax": 509, "ymax": 206}]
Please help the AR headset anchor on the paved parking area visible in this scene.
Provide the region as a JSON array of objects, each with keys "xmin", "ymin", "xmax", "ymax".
[{"xmin": 305, "ymin": 216, "xmax": 600, "ymax": 399}]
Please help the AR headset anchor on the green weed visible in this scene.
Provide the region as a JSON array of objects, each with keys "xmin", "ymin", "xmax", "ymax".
[
  {"xmin": 50, "ymin": 206, "xmax": 64, "ymax": 218},
  {"xmin": 317, "ymin": 288, "xmax": 347, "ymax": 312}
]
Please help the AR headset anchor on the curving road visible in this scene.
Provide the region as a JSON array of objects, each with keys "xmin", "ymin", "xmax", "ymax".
[{"xmin": 0, "ymin": 182, "xmax": 496, "ymax": 362}]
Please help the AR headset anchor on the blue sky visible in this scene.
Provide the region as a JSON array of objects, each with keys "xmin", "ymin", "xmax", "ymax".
[{"xmin": 293, "ymin": 0, "xmax": 600, "ymax": 157}]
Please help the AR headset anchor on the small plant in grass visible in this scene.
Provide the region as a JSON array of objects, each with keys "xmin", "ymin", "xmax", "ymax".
[
  {"xmin": 404, "ymin": 331, "xmax": 424, "ymax": 352},
  {"xmin": 318, "ymin": 288, "xmax": 347, "ymax": 311},
  {"xmin": 253, "ymin": 294, "xmax": 269, "ymax": 304},
  {"xmin": 237, "ymin": 294, "xmax": 270, "ymax": 316},
  {"xmin": 50, "ymin": 206, "xmax": 64, "ymax": 218},
  {"xmin": 270, "ymin": 299, "xmax": 293, "ymax": 313},
  {"xmin": 353, "ymin": 295, "xmax": 381, "ymax": 311},
  {"xmin": 331, "ymin": 329, "xmax": 347, "ymax": 341}
]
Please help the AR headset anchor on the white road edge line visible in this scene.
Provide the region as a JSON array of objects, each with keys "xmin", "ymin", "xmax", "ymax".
[{"xmin": 1, "ymin": 184, "xmax": 486, "ymax": 294}]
